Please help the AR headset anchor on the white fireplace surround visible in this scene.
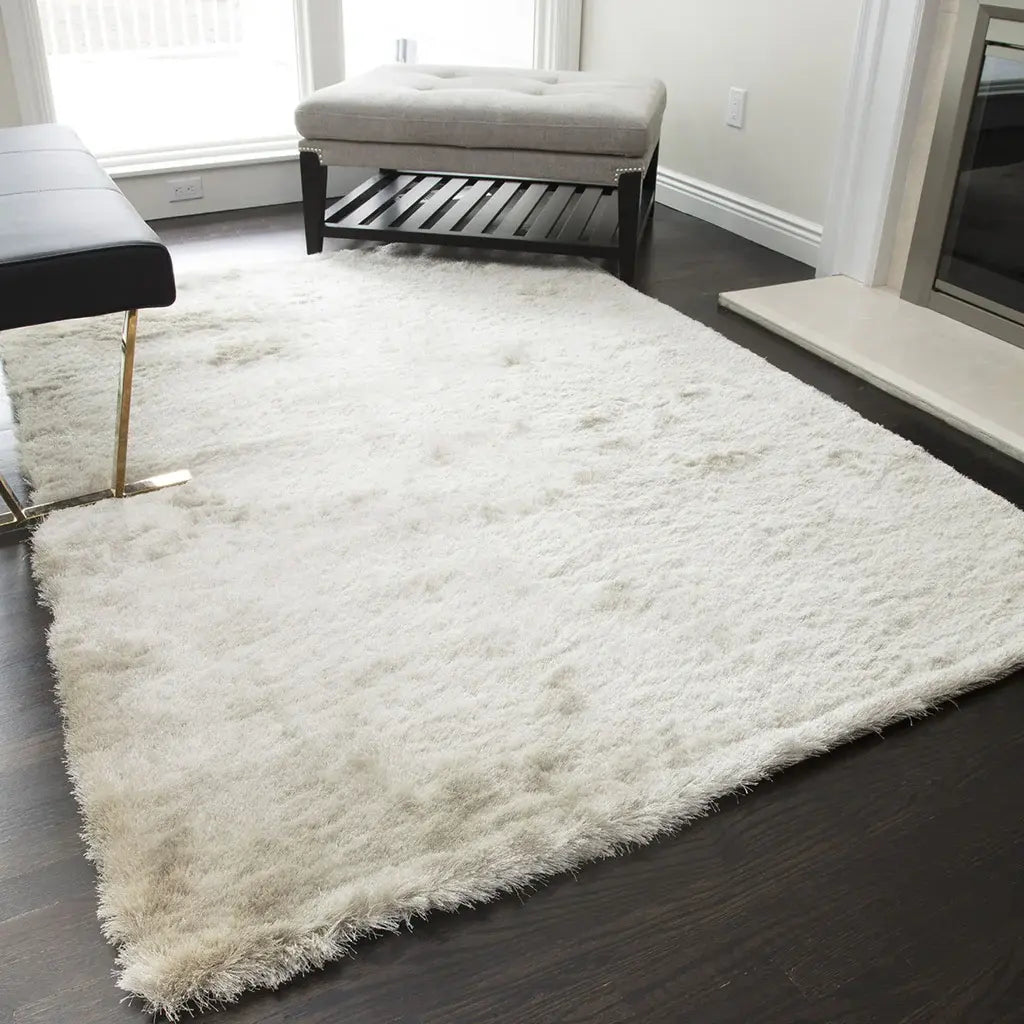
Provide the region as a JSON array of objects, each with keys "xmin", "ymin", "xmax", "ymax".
[
  {"xmin": 817, "ymin": 0, "xmax": 951, "ymax": 289},
  {"xmin": 820, "ymin": 0, "xmax": 1024, "ymax": 293},
  {"xmin": 723, "ymin": 0, "xmax": 1024, "ymax": 463}
]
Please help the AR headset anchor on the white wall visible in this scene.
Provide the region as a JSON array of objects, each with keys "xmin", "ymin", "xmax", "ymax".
[
  {"xmin": 0, "ymin": 17, "xmax": 22, "ymax": 127},
  {"xmin": 581, "ymin": 0, "xmax": 862, "ymax": 247}
]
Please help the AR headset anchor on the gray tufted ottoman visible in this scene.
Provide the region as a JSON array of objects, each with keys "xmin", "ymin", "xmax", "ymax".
[{"xmin": 294, "ymin": 65, "xmax": 667, "ymax": 284}]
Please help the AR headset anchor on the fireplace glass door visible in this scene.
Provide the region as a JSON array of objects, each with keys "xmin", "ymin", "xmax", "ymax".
[{"xmin": 934, "ymin": 29, "xmax": 1024, "ymax": 324}]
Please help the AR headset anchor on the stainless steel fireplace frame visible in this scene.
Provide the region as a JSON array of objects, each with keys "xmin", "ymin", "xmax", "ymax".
[{"xmin": 902, "ymin": 0, "xmax": 1024, "ymax": 350}]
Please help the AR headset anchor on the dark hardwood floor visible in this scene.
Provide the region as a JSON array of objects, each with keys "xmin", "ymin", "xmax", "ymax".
[{"xmin": 1, "ymin": 203, "xmax": 1022, "ymax": 1024}]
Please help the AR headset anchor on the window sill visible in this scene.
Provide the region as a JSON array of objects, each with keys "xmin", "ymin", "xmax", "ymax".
[{"xmin": 102, "ymin": 140, "xmax": 300, "ymax": 179}]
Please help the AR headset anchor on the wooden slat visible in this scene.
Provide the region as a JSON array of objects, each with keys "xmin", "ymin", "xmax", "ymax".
[
  {"xmin": 559, "ymin": 187, "xmax": 604, "ymax": 242},
  {"xmin": 335, "ymin": 174, "xmax": 417, "ymax": 228},
  {"xmin": 463, "ymin": 181, "xmax": 521, "ymax": 235},
  {"xmin": 584, "ymin": 191, "xmax": 619, "ymax": 244},
  {"xmin": 324, "ymin": 172, "xmax": 390, "ymax": 223},
  {"xmin": 321, "ymin": 172, "xmax": 621, "ymax": 256},
  {"xmin": 524, "ymin": 185, "xmax": 578, "ymax": 240},
  {"xmin": 400, "ymin": 177, "xmax": 469, "ymax": 230},
  {"xmin": 429, "ymin": 178, "xmax": 494, "ymax": 233},
  {"xmin": 492, "ymin": 183, "xmax": 549, "ymax": 237},
  {"xmin": 366, "ymin": 175, "xmax": 442, "ymax": 228}
]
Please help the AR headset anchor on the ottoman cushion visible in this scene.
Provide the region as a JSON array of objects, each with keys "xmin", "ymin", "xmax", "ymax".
[{"xmin": 294, "ymin": 65, "xmax": 666, "ymax": 159}]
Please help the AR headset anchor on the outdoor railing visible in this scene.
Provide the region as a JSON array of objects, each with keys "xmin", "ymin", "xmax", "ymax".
[{"xmin": 37, "ymin": 0, "xmax": 244, "ymax": 55}]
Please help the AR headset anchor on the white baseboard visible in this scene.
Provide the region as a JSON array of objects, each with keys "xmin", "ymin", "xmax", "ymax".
[
  {"xmin": 119, "ymin": 153, "xmax": 823, "ymax": 268},
  {"xmin": 115, "ymin": 159, "xmax": 367, "ymax": 223},
  {"xmin": 655, "ymin": 167, "xmax": 822, "ymax": 267}
]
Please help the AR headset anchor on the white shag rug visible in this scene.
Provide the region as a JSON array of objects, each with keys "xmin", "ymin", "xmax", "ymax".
[{"xmin": 2, "ymin": 249, "xmax": 1022, "ymax": 1018}]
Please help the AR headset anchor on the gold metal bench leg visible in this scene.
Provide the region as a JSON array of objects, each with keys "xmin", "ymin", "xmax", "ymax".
[
  {"xmin": 0, "ymin": 309, "xmax": 190, "ymax": 536},
  {"xmin": 113, "ymin": 308, "xmax": 137, "ymax": 498},
  {"xmin": 0, "ymin": 472, "xmax": 26, "ymax": 525}
]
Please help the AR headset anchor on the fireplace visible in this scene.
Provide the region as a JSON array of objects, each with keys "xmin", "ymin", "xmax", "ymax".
[
  {"xmin": 719, "ymin": 0, "xmax": 1024, "ymax": 464},
  {"xmin": 903, "ymin": 0, "xmax": 1024, "ymax": 349}
]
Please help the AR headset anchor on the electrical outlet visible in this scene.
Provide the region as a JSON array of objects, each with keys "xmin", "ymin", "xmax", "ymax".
[
  {"xmin": 726, "ymin": 87, "xmax": 747, "ymax": 129},
  {"xmin": 169, "ymin": 175, "xmax": 204, "ymax": 202}
]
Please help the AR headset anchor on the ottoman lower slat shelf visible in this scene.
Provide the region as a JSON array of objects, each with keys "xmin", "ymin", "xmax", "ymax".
[
  {"xmin": 400, "ymin": 177, "xmax": 470, "ymax": 231},
  {"xmin": 584, "ymin": 192, "xmax": 622, "ymax": 247},
  {"xmin": 322, "ymin": 171, "xmax": 631, "ymax": 260},
  {"xmin": 524, "ymin": 184, "xmax": 578, "ymax": 241},
  {"xmin": 492, "ymin": 183, "xmax": 550, "ymax": 238},
  {"xmin": 368, "ymin": 175, "xmax": 442, "ymax": 228},
  {"xmin": 430, "ymin": 177, "xmax": 494, "ymax": 233}
]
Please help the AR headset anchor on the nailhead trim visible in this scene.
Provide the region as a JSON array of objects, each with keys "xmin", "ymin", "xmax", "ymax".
[{"xmin": 614, "ymin": 166, "xmax": 644, "ymax": 181}]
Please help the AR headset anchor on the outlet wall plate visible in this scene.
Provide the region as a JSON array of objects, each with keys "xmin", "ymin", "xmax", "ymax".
[
  {"xmin": 169, "ymin": 175, "xmax": 204, "ymax": 202},
  {"xmin": 726, "ymin": 87, "xmax": 747, "ymax": 129}
]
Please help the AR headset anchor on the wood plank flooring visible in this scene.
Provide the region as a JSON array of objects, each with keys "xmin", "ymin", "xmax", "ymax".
[{"xmin": 1, "ymin": 203, "xmax": 1021, "ymax": 1023}]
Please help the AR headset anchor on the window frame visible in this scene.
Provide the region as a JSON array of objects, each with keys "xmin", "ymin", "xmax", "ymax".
[{"xmin": 0, "ymin": 0, "xmax": 581, "ymax": 176}]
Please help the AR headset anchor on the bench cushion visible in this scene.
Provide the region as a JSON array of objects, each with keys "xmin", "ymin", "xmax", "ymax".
[
  {"xmin": 0, "ymin": 124, "xmax": 175, "ymax": 332},
  {"xmin": 295, "ymin": 65, "xmax": 666, "ymax": 159}
]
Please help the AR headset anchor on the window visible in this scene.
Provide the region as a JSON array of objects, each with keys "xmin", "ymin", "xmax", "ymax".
[
  {"xmin": 342, "ymin": 0, "xmax": 537, "ymax": 80},
  {"xmin": 2, "ymin": 0, "xmax": 578, "ymax": 189},
  {"xmin": 37, "ymin": 0, "xmax": 304, "ymax": 159}
]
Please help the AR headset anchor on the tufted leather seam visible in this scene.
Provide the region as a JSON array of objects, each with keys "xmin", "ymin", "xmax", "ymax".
[
  {"xmin": 0, "ymin": 183, "xmax": 122, "ymax": 198},
  {"xmin": 0, "ymin": 146, "xmax": 91, "ymax": 157},
  {"xmin": 0, "ymin": 240, "xmax": 168, "ymax": 267}
]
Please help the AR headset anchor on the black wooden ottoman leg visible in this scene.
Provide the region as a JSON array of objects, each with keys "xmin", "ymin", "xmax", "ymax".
[
  {"xmin": 300, "ymin": 151, "xmax": 328, "ymax": 255},
  {"xmin": 641, "ymin": 143, "xmax": 659, "ymax": 236},
  {"xmin": 616, "ymin": 169, "xmax": 643, "ymax": 286}
]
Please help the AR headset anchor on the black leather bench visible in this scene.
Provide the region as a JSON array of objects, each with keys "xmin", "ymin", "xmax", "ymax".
[{"xmin": 0, "ymin": 124, "xmax": 189, "ymax": 533}]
